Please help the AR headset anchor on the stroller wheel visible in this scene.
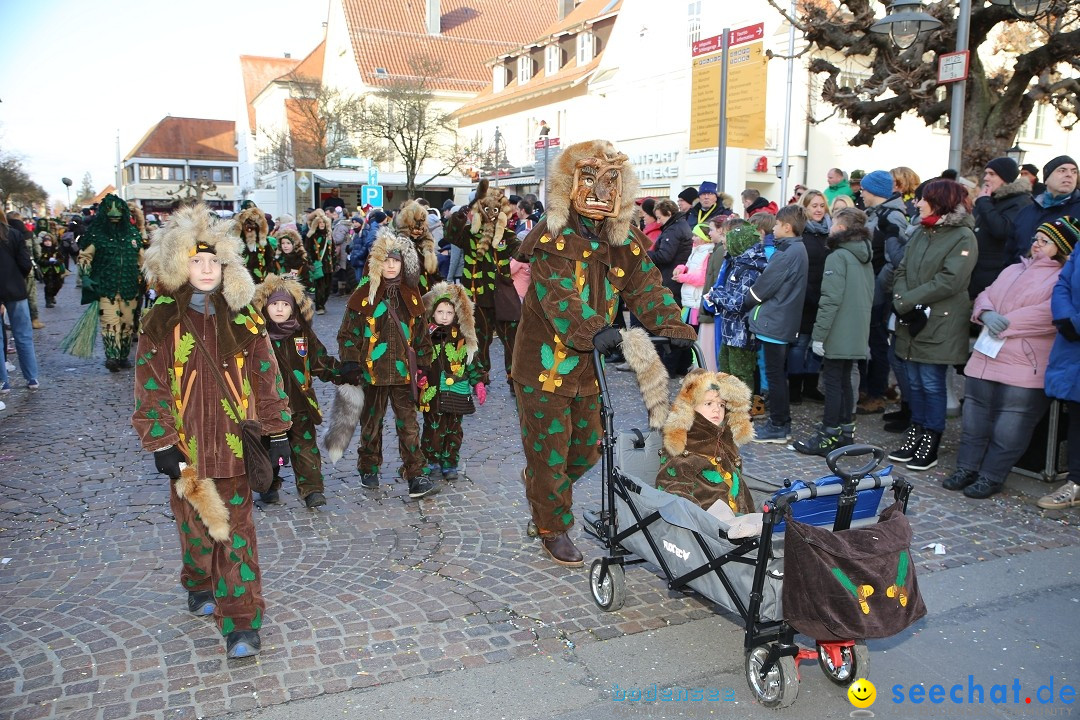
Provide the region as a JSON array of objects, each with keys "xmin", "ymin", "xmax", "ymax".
[
  {"xmin": 588, "ymin": 559, "xmax": 625, "ymax": 611},
  {"xmin": 817, "ymin": 640, "xmax": 869, "ymax": 686},
  {"xmin": 745, "ymin": 646, "xmax": 799, "ymax": 708}
]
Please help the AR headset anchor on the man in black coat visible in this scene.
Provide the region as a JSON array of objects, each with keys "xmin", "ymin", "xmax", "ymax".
[{"xmin": 971, "ymin": 157, "xmax": 1033, "ymax": 298}]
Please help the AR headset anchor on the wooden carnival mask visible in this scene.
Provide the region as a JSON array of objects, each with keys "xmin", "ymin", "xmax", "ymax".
[{"xmin": 571, "ymin": 156, "xmax": 623, "ymax": 220}]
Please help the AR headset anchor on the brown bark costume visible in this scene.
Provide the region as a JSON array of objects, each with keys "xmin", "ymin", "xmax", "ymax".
[
  {"xmin": 305, "ymin": 209, "xmax": 333, "ymax": 311},
  {"xmin": 273, "ymin": 227, "xmax": 310, "ymax": 283},
  {"xmin": 655, "ymin": 370, "xmax": 755, "ymax": 515},
  {"xmin": 512, "ymin": 140, "xmax": 696, "ymax": 539},
  {"xmin": 394, "ymin": 201, "xmax": 442, "ymax": 293},
  {"xmin": 252, "ymin": 275, "xmax": 348, "ymax": 500},
  {"xmin": 36, "ymin": 235, "xmax": 66, "ymax": 306},
  {"xmin": 445, "ymin": 181, "xmax": 521, "ymax": 386},
  {"xmin": 235, "ymin": 207, "xmax": 275, "ymax": 284},
  {"xmin": 132, "ymin": 205, "xmax": 292, "ymax": 637},
  {"xmin": 327, "ymin": 228, "xmax": 426, "ymax": 478},
  {"xmin": 416, "ymin": 282, "xmax": 482, "ymax": 472}
]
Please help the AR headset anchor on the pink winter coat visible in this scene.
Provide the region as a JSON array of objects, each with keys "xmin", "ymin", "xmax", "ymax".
[{"xmin": 965, "ymin": 254, "xmax": 1062, "ymax": 389}]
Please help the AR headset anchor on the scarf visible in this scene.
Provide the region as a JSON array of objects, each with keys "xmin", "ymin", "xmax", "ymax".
[
  {"xmin": 1042, "ymin": 191, "xmax": 1073, "ymax": 208},
  {"xmin": 804, "ymin": 216, "xmax": 831, "ymax": 235},
  {"xmin": 920, "ymin": 214, "xmax": 941, "ymax": 227},
  {"xmin": 188, "ymin": 287, "xmax": 218, "ymax": 316},
  {"xmin": 265, "ymin": 289, "xmax": 301, "ymax": 340}
]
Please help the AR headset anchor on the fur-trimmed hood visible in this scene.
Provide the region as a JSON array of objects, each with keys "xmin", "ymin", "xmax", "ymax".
[
  {"xmin": 234, "ymin": 207, "xmax": 269, "ymax": 241},
  {"xmin": 307, "ymin": 208, "xmax": 330, "ymax": 236},
  {"xmin": 545, "ymin": 139, "xmax": 641, "ymax": 247},
  {"xmin": 395, "ymin": 200, "xmax": 439, "ymax": 274},
  {"xmin": 992, "ymin": 177, "xmax": 1035, "ymax": 200},
  {"xmin": 251, "ymin": 274, "xmax": 314, "ymax": 322},
  {"xmin": 423, "ymin": 281, "xmax": 478, "ymax": 362},
  {"xmin": 931, "ymin": 206, "xmax": 975, "ymax": 229},
  {"xmin": 662, "ymin": 369, "xmax": 753, "ymax": 455},
  {"xmin": 142, "ymin": 203, "xmax": 254, "ymax": 312},
  {"xmin": 364, "ymin": 227, "xmax": 420, "ymax": 303}
]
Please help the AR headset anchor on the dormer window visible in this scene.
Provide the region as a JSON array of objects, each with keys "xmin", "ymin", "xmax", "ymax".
[
  {"xmin": 518, "ymin": 55, "xmax": 533, "ymax": 84},
  {"xmin": 545, "ymin": 44, "xmax": 563, "ymax": 75},
  {"xmin": 576, "ymin": 31, "xmax": 594, "ymax": 64},
  {"xmin": 493, "ymin": 64, "xmax": 508, "ymax": 92}
]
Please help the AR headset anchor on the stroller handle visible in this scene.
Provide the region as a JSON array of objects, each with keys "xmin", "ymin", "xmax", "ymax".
[{"xmin": 825, "ymin": 444, "xmax": 886, "ymax": 481}]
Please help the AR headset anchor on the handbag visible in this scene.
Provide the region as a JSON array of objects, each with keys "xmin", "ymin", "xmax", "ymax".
[
  {"xmin": 781, "ymin": 501, "xmax": 927, "ymax": 642},
  {"xmin": 309, "ymin": 234, "xmax": 329, "ymax": 281},
  {"xmin": 437, "ymin": 389, "xmax": 475, "ymax": 415},
  {"xmin": 494, "ymin": 271, "xmax": 521, "ymax": 323},
  {"xmin": 182, "ymin": 316, "xmax": 276, "ymax": 493}
]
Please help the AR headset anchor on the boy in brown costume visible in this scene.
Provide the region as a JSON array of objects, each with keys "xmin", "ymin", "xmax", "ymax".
[
  {"xmin": 132, "ymin": 204, "xmax": 292, "ymax": 658},
  {"xmin": 513, "ymin": 140, "xmax": 696, "ymax": 566}
]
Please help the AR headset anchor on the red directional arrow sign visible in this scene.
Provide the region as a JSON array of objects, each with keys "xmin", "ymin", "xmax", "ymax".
[{"xmin": 730, "ymin": 22, "xmax": 764, "ymax": 47}]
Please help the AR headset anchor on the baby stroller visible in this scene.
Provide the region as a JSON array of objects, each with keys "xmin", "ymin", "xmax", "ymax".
[{"xmin": 580, "ymin": 343, "xmax": 918, "ymax": 708}]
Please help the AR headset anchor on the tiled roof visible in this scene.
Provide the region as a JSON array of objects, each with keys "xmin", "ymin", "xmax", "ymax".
[
  {"xmin": 455, "ymin": 55, "xmax": 601, "ymax": 124},
  {"xmin": 239, "ymin": 55, "xmax": 300, "ymax": 133},
  {"xmin": 340, "ymin": 0, "xmax": 558, "ymax": 92},
  {"xmin": 125, "ymin": 117, "xmax": 237, "ymax": 162},
  {"xmin": 531, "ymin": 0, "xmax": 619, "ymax": 44},
  {"xmin": 281, "ymin": 39, "xmax": 325, "ymax": 85}
]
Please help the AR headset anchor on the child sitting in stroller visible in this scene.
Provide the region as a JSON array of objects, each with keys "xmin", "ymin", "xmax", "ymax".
[{"xmin": 656, "ymin": 369, "xmax": 763, "ymax": 537}]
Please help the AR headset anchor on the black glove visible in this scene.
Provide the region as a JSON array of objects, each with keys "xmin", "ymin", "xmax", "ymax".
[
  {"xmin": 668, "ymin": 336, "xmax": 694, "ymax": 349},
  {"xmin": 592, "ymin": 326, "xmax": 623, "ymax": 356},
  {"xmin": 1055, "ymin": 318, "xmax": 1080, "ymax": 343},
  {"xmin": 268, "ymin": 433, "xmax": 290, "ymax": 467},
  {"xmin": 154, "ymin": 445, "xmax": 185, "ymax": 479},
  {"xmin": 340, "ymin": 361, "xmax": 361, "ymax": 384}
]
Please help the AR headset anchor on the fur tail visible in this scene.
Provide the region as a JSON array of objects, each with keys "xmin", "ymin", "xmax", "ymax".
[
  {"xmin": 323, "ymin": 384, "xmax": 365, "ymax": 464},
  {"xmin": 173, "ymin": 464, "xmax": 230, "ymax": 542},
  {"xmin": 620, "ymin": 328, "xmax": 670, "ymax": 429}
]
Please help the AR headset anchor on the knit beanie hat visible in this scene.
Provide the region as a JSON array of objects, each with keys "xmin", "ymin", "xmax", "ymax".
[
  {"xmin": 1044, "ymin": 155, "xmax": 1078, "ymax": 180},
  {"xmin": 985, "ymin": 157, "xmax": 1019, "ymax": 184},
  {"xmin": 1037, "ymin": 216, "xmax": 1079, "ymax": 258},
  {"xmin": 698, "ymin": 181, "xmax": 718, "ymax": 195},
  {"xmin": 726, "ymin": 224, "xmax": 760, "ymax": 256},
  {"xmin": 1021, "ymin": 163, "xmax": 1039, "ymax": 179},
  {"xmin": 859, "ymin": 170, "xmax": 894, "ymax": 199},
  {"xmin": 678, "ymin": 187, "xmax": 699, "ymax": 204}
]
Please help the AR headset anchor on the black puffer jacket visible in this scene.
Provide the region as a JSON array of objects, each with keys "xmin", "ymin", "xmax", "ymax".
[
  {"xmin": 971, "ymin": 178, "xmax": 1034, "ymax": 298},
  {"xmin": 800, "ymin": 224, "xmax": 831, "ymax": 335},
  {"xmin": 649, "ymin": 213, "xmax": 693, "ymax": 298},
  {"xmin": 0, "ymin": 225, "xmax": 31, "ymax": 301}
]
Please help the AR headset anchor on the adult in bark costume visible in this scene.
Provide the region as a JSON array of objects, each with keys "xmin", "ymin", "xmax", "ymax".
[
  {"xmin": 305, "ymin": 209, "xmax": 333, "ymax": 314},
  {"xmin": 513, "ymin": 139, "xmax": 696, "ymax": 566},
  {"xmin": 68, "ymin": 193, "xmax": 144, "ymax": 370},
  {"xmin": 235, "ymin": 207, "xmax": 275, "ymax": 284},
  {"xmin": 394, "ymin": 200, "xmax": 442, "ymax": 292},
  {"xmin": 446, "ymin": 180, "xmax": 521, "ymax": 388},
  {"xmin": 132, "ymin": 204, "xmax": 292, "ymax": 658}
]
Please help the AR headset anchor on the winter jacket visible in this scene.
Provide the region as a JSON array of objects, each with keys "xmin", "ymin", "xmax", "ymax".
[
  {"xmin": 338, "ymin": 276, "xmax": 425, "ymax": 386},
  {"xmin": 684, "ymin": 202, "xmax": 724, "ymax": 234},
  {"xmin": 416, "ymin": 322, "xmax": 484, "ymax": 414},
  {"xmin": 655, "ymin": 412, "xmax": 753, "ymax": 515},
  {"xmin": 824, "ymin": 179, "xmax": 855, "ymax": 209},
  {"xmin": 1045, "ymin": 252, "xmax": 1080, "ymax": 403},
  {"xmin": 0, "ymin": 226, "xmax": 31, "ymax": 301},
  {"xmin": 745, "ymin": 197, "xmax": 779, "ymax": 218},
  {"xmin": 675, "ymin": 242, "xmax": 713, "ymax": 315},
  {"xmin": 642, "ymin": 220, "xmax": 662, "ymax": 246},
  {"xmin": 269, "ymin": 326, "xmax": 345, "ymax": 424},
  {"xmin": 1007, "ymin": 189, "xmax": 1080, "ymax": 265},
  {"xmin": 812, "ymin": 227, "xmax": 874, "ymax": 360},
  {"xmin": 866, "ymin": 195, "xmax": 910, "ymax": 306},
  {"xmin": 649, "ymin": 214, "xmax": 694, "ymax": 298},
  {"xmin": 242, "ymin": 239, "xmax": 275, "ymax": 283},
  {"xmin": 971, "ymin": 178, "xmax": 1034, "ymax": 298},
  {"xmin": 705, "ymin": 243, "xmax": 768, "ymax": 349},
  {"xmin": 698, "ymin": 243, "xmax": 728, "ymax": 325},
  {"xmin": 799, "ymin": 224, "xmax": 831, "ymax": 335},
  {"xmin": 747, "ymin": 235, "xmax": 809, "ymax": 344},
  {"xmin": 892, "ymin": 210, "xmax": 978, "ymax": 365},
  {"xmin": 965, "ymin": 255, "xmax": 1060, "ymax": 389},
  {"xmin": 348, "ymin": 227, "xmax": 375, "ymax": 272}
]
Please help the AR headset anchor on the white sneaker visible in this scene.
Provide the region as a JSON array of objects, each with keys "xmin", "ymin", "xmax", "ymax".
[{"xmin": 1037, "ymin": 481, "xmax": 1080, "ymax": 510}]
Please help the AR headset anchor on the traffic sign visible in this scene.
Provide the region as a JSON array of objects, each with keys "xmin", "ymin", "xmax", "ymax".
[
  {"xmin": 938, "ymin": 50, "xmax": 969, "ymax": 84},
  {"xmin": 368, "ymin": 166, "xmax": 379, "ymax": 186},
  {"xmin": 296, "ymin": 173, "xmax": 311, "ymax": 193},
  {"xmin": 361, "ymin": 184, "xmax": 384, "ymax": 208}
]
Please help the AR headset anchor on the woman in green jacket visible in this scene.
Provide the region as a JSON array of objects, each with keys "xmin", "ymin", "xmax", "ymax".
[{"xmin": 888, "ymin": 180, "xmax": 978, "ymax": 472}]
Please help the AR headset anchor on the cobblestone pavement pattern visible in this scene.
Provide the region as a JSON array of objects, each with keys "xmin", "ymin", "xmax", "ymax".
[{"xmin": 1, "ymin": 282, "xmax": 1078, "ymax": 719}]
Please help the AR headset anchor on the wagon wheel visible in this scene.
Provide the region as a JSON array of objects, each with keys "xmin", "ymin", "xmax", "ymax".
[
  {"xmin": 589, "ymin": 559, "xmax": 625, "ymax": 611},
  {"xmin": 818, "ymin": 640, "xmax": 870, "ymax": 686},
  {"xmin": 745, "ymin": 646, "xmax": 800, "ymax": 708}
]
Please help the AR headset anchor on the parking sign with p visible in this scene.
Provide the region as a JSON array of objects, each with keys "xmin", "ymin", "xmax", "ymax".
[{"xmin": 361, "ymin": 184, "xmax": 384, "ymax": 208}]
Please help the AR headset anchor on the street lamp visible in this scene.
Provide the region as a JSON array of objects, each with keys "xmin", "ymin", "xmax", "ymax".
[
  {"xmin": 988, "ymin": 0, "xmax": 1052, "ymax": 20},
  {"xmin": 774, "ymin": 162, "xmax": 792, "ymax": 179},
  {"xmin": 61, "ymin": 177, "xmax": 73, "ymax": 209},
  {"xmin": 869, "ymin": 0, "xmax": 942, "ymax": 50},
  {"xmin": 1005, "ymin": 143, "xmax": 1027, "ymax": 164}
]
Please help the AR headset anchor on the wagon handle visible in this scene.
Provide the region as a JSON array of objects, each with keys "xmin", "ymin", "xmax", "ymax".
[{"xmin": 825, "ymin": 444, "xmax": 885, "ymax": 482}]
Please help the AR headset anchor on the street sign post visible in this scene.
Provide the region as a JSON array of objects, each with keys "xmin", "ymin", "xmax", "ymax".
[
  {"xmin": 367, "ymin": 166, "xmax": 379, "ymax": 186},
  {"xmin": 361, "ymin": 184, "xmax": 384, "ymax": 208}
]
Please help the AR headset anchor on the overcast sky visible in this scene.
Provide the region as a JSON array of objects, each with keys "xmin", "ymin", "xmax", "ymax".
[{"xmin": 0, "ymin": 0, "xmax": 328, "ymax": 208}]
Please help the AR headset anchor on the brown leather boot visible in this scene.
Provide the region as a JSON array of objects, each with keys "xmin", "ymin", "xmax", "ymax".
[{"xmin": 541, "ymin": 533, "xmax": 584, "ymax": 567}]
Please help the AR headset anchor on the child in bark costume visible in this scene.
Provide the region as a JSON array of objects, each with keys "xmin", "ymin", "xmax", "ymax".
[
  {"xmin": 395, "ymin": 200, "xmax": 442, "ymax": 293},
  {"xmin": 445, "ymin": 180, "xmax": 521, "ymax": 388},
  {"xmin": 274, "ymin": 226, "xmax": 310, "ymax": 282},
  {"xmin": 325, "ymin": 228, "xmax": 439, "ymax": 498},
  {"xmin": 36, "ymin": 232, "xmax": 66, "ymax": 308},
  {"xmin": 235, "ymin": 207, "xmax": 275, "ymax": 284},
  {"xmin": 656, "ymin": 369, "xmax": 763, "ymax": 538},
  {"xmin": 71, "ymin": 193, "xmax": 144, "ymax": 370},
  {"xmin": 417, "ymin": 282, "xmax": 486, "ymax": 481},
  {"xmin": 305, "ymin": 209, "xmax": 334, "ymax": 314},
  {"xmin": 131, "ymin": 204, "xmax": 292, "ymax": 659},
  {"xmin": 252, "ymin": 275, "xmax": 359, "ymax": 508},
  {"xmin": 512, "ymin": 139, "xmax": 696, "ymax": 567}
]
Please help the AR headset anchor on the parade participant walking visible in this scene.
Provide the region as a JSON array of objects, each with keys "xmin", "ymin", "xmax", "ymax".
[
  {"xmin": 305, "ymin": 209, "xmax": 334, "ymax": 314},
  {"xmin": 394, "ymin": 201, "xmax": 442, "ymax": 292},
  {"xmin": 70, "ymin": 193, "xmax": 144, "ymax": 370},
  {"xmin": 235, "ymin": 206, "xmax": 275, "ymax": 284},
  {"xmin": 416, "ymin": 282, "xmax": 485, "ymax": 483},
  {"xmin": 512, "ymin": 140, "xmax": 695, "ymax": 567},
  {"xmin": 133, "ymin": 204, "xmax": 292, "ymax": 659},
  {"xmin": 274, "ymin": 226, "xmax": 309, "ymax": 282},
  {"xmin": 252, "ymin": 275, "xmax": 357, "ymax": 508},
  {"xmin": 36, "ymin": 233, "xmax": 66, "ymax": 308}
]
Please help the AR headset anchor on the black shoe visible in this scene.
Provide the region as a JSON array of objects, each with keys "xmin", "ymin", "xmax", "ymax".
[
  {"xmin": 888, "ymin": 424, "xmax": 923, "ymax": 463},
  {"xmin": 187, "ymin": 590, "xmax": 216, "ymax": 616},
  {"xmin": 408, "ymin": 475, "xmax": 440, "ymax": 498},
  {"xmin": 360, "ymin": 473, "xmax": 379, "ymax": 489},
  {"xmin": 259, "ymin": 489, "xmax": 280, "ymax": 504},
  {"xmin": 226, "ymin": 630, "xmax": 261, "ymax": 659},
  {"xmin": 839, "ymin": 422, "xmax": 856, "ymax": 447},
  {"xmin": 883, "ymin": 401, "xmax": 911, "ymax": 422},
  {"xmin": 907, "ymin": 429, "xmax": 941, "ymax": 471},
  {"xmin": 793, "ymin": 426, "xmax": 844, "ymax": 457},
  {"xmin": 304, "ymin": 492, "xmax": 327, "ymax": 508},
  {"xmin": 105, "ymin": 358, "xmax": 121, "ymax": 372},
  {"xmin": 942, "ymin": 468, "xmax": 978, "ymax": 491},
  {"xmin": 442, "ymin": 467, "xmax": 459, "ymax": 482},
  {"xmin": 963, "ymin": 475, "xmax": 1005, "ymax": 499}
]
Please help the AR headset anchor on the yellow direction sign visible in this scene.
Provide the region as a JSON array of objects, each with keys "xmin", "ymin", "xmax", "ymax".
[{"xmin": 689, "ymin": 24, "xmax": 768, "ymax": 151}]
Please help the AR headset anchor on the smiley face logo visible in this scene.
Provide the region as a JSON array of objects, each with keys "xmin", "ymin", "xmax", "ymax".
[{"xmin": 848, "ymin": 678, "xmax": 877, "ymax": 709}]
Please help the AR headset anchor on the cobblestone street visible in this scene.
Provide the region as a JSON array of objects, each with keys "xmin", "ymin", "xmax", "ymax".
[{"xmin": 1, "ymin": 281, "xmax": 1078, "ymax": 720}]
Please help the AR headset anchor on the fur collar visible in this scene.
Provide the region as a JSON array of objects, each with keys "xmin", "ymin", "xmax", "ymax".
[
  {"xmin": 544, "ymin": 140, "xmax": 641, "ymax": 247},
  {"xmin": 934, "ymin": 206, "xmax": 975, "ymax": 229},
  {"xmin": 662, "ymin": 369, "xmax": 753, "ymax": 455},
  {"xmin": 422, "ymin": 281, "xmax": 478, "ymax": 362},
  {"xmin": 992, "ymin": 177, "xmax": 1035, "ymax": 200},
  {"xmin": 364, "ymin": 227, "xmax": 420, "ymax": 303},
  {"xmin": 275, "ymin": 227, "xmax": 306, "ymax": 260},
  {"xmin": 252, "ymin": 274, "xmax": 314, "ymax": 322}
]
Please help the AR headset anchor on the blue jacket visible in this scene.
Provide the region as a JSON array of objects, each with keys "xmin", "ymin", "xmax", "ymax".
[
  {"xmin": 704, "ymin": 243, "xmax": 768, "ymax": 349},
  {"xmin": 349, "ymin": 223, "xmax": 378, "ymax": 270},
  {"xmin": 1046, "ymin": 251, "xmax": 1080, "ymax": 403}
]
